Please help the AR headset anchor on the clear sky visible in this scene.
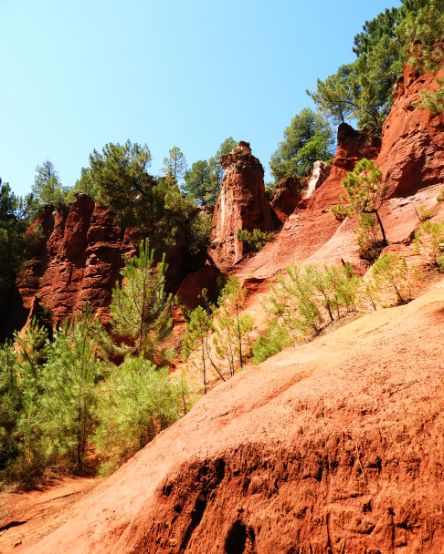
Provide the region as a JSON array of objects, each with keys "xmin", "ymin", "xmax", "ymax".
[{"xmin": 1, "ymin": 0, "xmax": 400, "ymax": 196}]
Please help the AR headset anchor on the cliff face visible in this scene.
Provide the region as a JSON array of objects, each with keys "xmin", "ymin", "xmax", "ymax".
[
  {"xmin": 16, "ymin": 195, "xmax": 131, "ymax": 325},
  {"xmin": 234, "ymin": 66, "xmax": 444, "ymax": 284},
  {"xmin": 210, "ymin": 142, "xmax": 276, "ymax": 270},
  {"xmin": 378, "ymin": 65, "xmax": 444, "ymax": 197}
]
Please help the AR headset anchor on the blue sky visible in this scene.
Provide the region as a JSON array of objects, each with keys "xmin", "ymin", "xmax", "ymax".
[{"xmin": 1, "ymin": 0, "xmax": 400, "ymax": 196}]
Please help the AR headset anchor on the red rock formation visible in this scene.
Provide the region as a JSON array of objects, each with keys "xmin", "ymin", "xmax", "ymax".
[
  {"xmin": 176, "ymin": 265, "xmax": 222, "ymax": 310},
  {"xmin": 304, "ymin": 160, "xmax": 331, "ymax": 199},
  {"xmin": 310, "ymin": 123, "xmax": 381, "ymax": 211},
  {"xmin": 270, "ymin": 175, "xmax": 301, "ymax": 223},
  {"xmin": 378, "ymin": 65, "xmax": 444, "ymax": 197},
  {"xmin": 234, "ymin": 125, "xmax": 380, "ymax": 281},
  {"xmin": 16, "ymin": 194, "xmax": 130, "ymax": 325},
  {"xmin": 209, "ymin": 142, "xmax": 276, "ymax": 270}
]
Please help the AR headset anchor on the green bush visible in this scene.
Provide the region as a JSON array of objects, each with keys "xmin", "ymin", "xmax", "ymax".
[
  {"xmin": 371, "ymin": 253, "xmax": 412, "ymax": 305},
  {"xmin": 94, "ymin": 356, "xmax": 185, "ymax": 475},
  {"xmin": 252, "ymin": 325, "xmax": 292, "ymax": 364},
  {"xmin": 413, "ymin": 220, "xmax": 444, "ymax": 267},
  {"xmin": 237, "ymin": 228, "xmax": 274, "ymax": 252}
]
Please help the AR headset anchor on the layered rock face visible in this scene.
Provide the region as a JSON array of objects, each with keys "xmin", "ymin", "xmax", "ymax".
[
  {"xmin": 210, "ymin": 142, "xmax": 276, "ymax": 269},
  {"xmin": 378, "ymin": 65, "xmax": 444, "ymax": 197},
  {"xmin": 16, "ymin": 195, "xmax": 131, "ymax": 325}
]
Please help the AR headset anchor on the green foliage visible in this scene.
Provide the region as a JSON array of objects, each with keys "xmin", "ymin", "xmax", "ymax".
[
  {"xmin": 251, "ymin": 324, "xmax": 292, "ymax": 364},
  {"xmin": 162, "ymin": 146, "xmax": 187, "ymax": 180},
  {"xmin": 73, "ymin": 141, "xmax": 210, "ymax": 262},
  {"xmin": 413, "ymin": 220, "xmax": 444, "ymax": 266},
  {"xmin": 182, "ymin": 306, "xmax": 213, "ymax": 393},
  {"xmin": 183, "ymin": 160, "xmax": 212, "ymax": 205},
  {"xmin": 270, "ymin": 108, "xmax": 333, "ymax": 180},
  {"xmin": 213, "ymin": 277, "xmax": 253, "ymax": 374},
  {"xmin": 270, "ymin": 263, "xmax": 361, "ymax": 343},
  {"xmin": 0, "ymin": 181, "xmax": 31, "ymax": 294},
  {"xmin": 371, "ymin": 253, "xmax": 412, "ymax": 305},
  {"xmin": 188, "ymin": 210, "xmax": 213, "ymax": 257},
  {"xmin": 183, "ymin": 137, "xmax": 237, "ymax": 206},
  {"xmin": 437, "ymin": 188, "xmax": 444, "ymax": 202},
  {"xmin": 397, "ymin": 0, "xmax": 444, "ymax": 73},
  {"xmin": 356, "ymin": 214, "xmax": 386, "ymax": 262},
  {"xmin": 0, "ymin": 343, "xmax": 20, "ymax": 474},
  {"xmin": 2, "ymin": 314, "xmax": 103, "ymax": 483},
  {"xmin": 308, "ymin": 1, "xmax": 444, "ymax": 133},
  {"xmin": 237, "ymin": 228, "xmax": 274, "ymax": 252},
  {"xmin": 108, "ymin": 239, "xmax": 172, "ymax": 360},
  {"xmin": 32, "ymin": 161, "xmax": 67, "ymax": 206},
  {"xmin": 76, "ymin": 141, "xmax": 153, "ymax": 222},
  {"xmin": 414, "ymin": 78, "xmax": 444, "ymax": 113},
  {"xmin": 416, "ymin": 204, "xmax": 433, "ymax": 222},
  {"xmin": 36, "ymin": 312, "xmax": 103, "ymax": 473},
  {"xmin": 272, "ymin": 264, "xmax": 323, "ymax": 340},
  {"xmin": 333, "ymin": 158, "xmax": 388, "ymax": 250},
  {"xmin": 94, "ymin": 356, "xmax": 185, "ymax": 475},
  {"xmin": 70, "ymin": 167, "xmax": 98, "ymax": 199}
]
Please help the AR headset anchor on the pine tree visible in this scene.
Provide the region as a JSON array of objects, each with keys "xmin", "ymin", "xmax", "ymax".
[
  {"xmin": 38, "ymin": 311, "xmax": 103, "ymax": 472},
  {"xmin": 94, "ymin": 356, "xmax": 185, "ymax": 474},
  {"xmin": 214, "ymin": 278, "xmax": 253, "ymax": 372},
  {"xmin": 333, "ymin": 158, "xmax": 389, "ymax": 247},
  {"xmin": 182, "ymin": 306, "xmax": 213, "ymax": 393},
  {"xmin": 109, "ymin": 239, "xmax": 173, "ymax": 361}
]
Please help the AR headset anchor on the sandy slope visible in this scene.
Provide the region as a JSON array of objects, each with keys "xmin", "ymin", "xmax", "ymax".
[{"xmin": 4, "ymin": 280, "xmax": 442, "ymax": 553}]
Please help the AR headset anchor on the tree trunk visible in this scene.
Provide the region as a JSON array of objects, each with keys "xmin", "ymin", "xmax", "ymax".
[{"xmin": 374, "ymin": 210, "xmax": 388, "ymax": 246}]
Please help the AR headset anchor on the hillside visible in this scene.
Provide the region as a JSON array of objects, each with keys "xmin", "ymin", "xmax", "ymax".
[{"xmin": 1, "ymin": 278, "xmax": 441, "ymax": 553}]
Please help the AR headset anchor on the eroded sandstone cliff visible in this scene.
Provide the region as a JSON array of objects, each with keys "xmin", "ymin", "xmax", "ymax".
[
  {"xmin": 16, "ymin": 195, "xmax": 131, "ymax": 325},
  {"xmin": 210, "ymin": 142, "xmax": 276, "ymax": 270}
]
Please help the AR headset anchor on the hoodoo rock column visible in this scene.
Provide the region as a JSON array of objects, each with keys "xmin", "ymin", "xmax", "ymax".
[{"xmin": 209, "ymin": 141, "xmax": 275, "ymax": 270}]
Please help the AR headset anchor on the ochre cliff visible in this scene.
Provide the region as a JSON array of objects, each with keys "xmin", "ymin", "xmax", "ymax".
[
  {"xmin": 235, "ymin": 67, "xmax": 444, "ymax": 285},
  {"xmin": 210, "ymin": 142, "xmax": 276, "ymax": 270},
  {"xmin": 16, "ymin": 195, "xmax": 132, "ymax": 325},
  {"xmin": 270, "ymin": 175, "xmax": 302, "ymax": 223},
  {"xmin": 378, "ymin": 65, "xmax": 444, "ymax": 197}
]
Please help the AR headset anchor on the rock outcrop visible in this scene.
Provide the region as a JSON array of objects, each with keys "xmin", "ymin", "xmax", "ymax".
[
  {"xmin": 233, "ymin": 124, "xmax": 380, "ymax": 281},
  {"xmin": 234, "ymin": 65, "xmax": 444, "ymax": 285},
  {"xmin": 270, "ymin": 175, "xmax": 301, "ymax": 223},
  {"xmin": 304, "ymin": 160, "xmax": 331, "ymax": 199},
  {"xmin": 210, "ymin": 142, "xmax": 276, "ymax": 270},
  {"xmin": 378, "ymin": 65, "xmax": 444, "ymax": 197},
  {"xmin": 16, "ymin": 195, "xmax": 132, "ymax": 325}
]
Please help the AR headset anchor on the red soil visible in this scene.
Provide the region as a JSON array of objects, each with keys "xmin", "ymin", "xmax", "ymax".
[{"xmin": 5, "ymin": 280, "xmax": 443, "ymax": 553}]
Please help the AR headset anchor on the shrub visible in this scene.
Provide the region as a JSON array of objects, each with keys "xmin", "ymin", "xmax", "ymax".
[
  {"xmin": 237, "ymin": 228, "xmax": 274, "ymax": 252},
  {"xmin": 413, "ymin": 220, "xmax": 444, "ymax": 267},
  {"xmin": 371, "ymin": 253, "xmax": 412, "ymax": 305},
  {"xmin": 252, "ymin": 325, "xmax": 292, "ymax": 364},
  {"xmin": 415, "ymin": 204, "xmax": 433, "ymax": 222},
  {"xmin": 94, "ymin": 356, "xmax": 185, "ymax": 475}
]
